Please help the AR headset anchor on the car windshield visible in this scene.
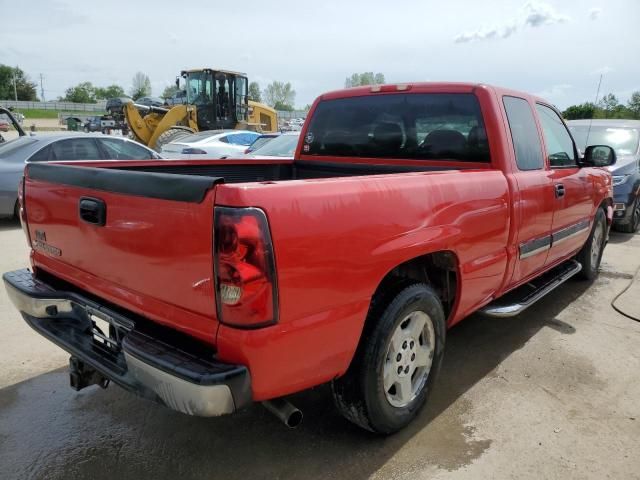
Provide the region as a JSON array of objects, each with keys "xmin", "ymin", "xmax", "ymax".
[
  {"xmin": 251, "ymin": 134, "xmax": 299, "ymax": 157},
  {"xmin": 569, "ymin": 126, "xmax": 640, "ymax": 155},
  {"xmin": 0, "ymin": 137, "xmax": 38, "ymax": 159},
  {"xmin": 303, "ymin": 93, "xmax": 490, "ymax": 162}
]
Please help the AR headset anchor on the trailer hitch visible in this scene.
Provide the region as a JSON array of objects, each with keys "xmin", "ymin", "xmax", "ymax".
[{"xmin": 69, "ymin": 356, "xmax": 110, "ymax": 391}]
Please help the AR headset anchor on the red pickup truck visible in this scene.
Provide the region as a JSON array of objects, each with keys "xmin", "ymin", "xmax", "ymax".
[{"xmin": 4, "ymin": 83, "xmax": 616, "ymax": 434}]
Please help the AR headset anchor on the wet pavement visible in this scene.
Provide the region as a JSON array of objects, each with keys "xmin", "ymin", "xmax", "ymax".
[{"xmin": 1, "ymin": 218, "xmax": 639, "ymax": 479}]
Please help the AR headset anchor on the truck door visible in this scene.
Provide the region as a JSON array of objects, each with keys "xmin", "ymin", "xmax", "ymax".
[
  {"xmin": 502, "ymin": 96, "xmax": 555, "ymax": 284},
  {"xmin": 534, "ymin": 103, "xmax": 593, "ymax": 265}
]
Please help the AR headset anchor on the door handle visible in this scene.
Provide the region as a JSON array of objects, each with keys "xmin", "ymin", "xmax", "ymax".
[
  {"xmin": 79, "ymin": 197, "xmax": 107, "ymax": 226},
  {"xmin": 555, "ymin": 184, "xmax": 565, "ymax": 198}
]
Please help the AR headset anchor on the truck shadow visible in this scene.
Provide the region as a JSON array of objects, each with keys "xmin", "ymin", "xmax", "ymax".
[
  {"xmin": 0, "ymin": 218, "xmax": 20, "ymax": 232},
  {"xmin": 607, "ymin": 230, "xmax": 638, "ymax": 244},
  {"xmin": 0, "ymin": 280, "xmax": 590, "ymax": 480}
]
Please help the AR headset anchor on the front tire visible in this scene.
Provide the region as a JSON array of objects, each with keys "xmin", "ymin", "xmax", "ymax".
[
  {"xmin": 332, "ymin": 283, "xmax": 446, "ymax": 434},
  {"xmin": 576, "ymin": 208, "xmax": 607, "ymax": 280}
]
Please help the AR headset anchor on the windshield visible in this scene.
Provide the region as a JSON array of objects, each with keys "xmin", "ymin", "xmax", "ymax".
[
  {"xmin": 186, "ymin": 71, "xmax": 213, "ymax": 106},
  {"xmin": 303, "ymin": 93, "xmax": 490, "ymax": 162},
  {"xmin": 251, "ymin": 134, "xmax": 299, "ymax": 157},
  {"xmin": 569, "ymin": 126, "xmax": 640, "ymax": 155}
]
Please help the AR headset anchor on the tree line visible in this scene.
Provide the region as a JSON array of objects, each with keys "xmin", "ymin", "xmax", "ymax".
[
  {"xmin": 562, "ymin": 92, "xmax": 640, "ymax": 120},
  {"xmin": 1, "ymin": 64, "xmax": 387, "ymax": 111},
  {"xmin": 3, "ymin": 63, "xmax": 639, "ymax": 119}
]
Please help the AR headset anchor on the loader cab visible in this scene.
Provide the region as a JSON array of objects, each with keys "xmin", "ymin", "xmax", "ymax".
[{"xmin": 182, "ymin": 69, "xmax": 249, "ymax": 131}]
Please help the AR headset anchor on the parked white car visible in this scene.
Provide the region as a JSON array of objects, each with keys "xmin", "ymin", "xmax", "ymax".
[
  {"xmin": 160, "ymin": 130, "xmax": 260, "ymax": 159},
  {"xmin": 245, "ymin": 131, "xmax": 300, "ymax": 159}
]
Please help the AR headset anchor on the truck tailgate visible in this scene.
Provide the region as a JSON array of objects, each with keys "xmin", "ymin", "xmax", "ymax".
[{"xmin": 23, "ymin": 163, "xmax": 221, "ymax": 345}]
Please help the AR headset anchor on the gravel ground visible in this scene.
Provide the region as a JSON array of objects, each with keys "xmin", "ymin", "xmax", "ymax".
[{"xmin": 0, "ymin": 218, "xmax": 639, "ymax": 480}]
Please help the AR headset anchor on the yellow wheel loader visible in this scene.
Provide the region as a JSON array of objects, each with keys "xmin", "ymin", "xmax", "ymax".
[{"xmin": 123, "ymin": 69, "xmax": 278, "ymax": 151}]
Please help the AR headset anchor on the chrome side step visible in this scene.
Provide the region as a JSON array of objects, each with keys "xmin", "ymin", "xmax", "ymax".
[{"xmin": 479, "ymin": 260, "xmax": 582, "ymax": 318}]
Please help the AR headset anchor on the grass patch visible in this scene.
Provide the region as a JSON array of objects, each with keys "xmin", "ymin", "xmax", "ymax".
[{"xmin": 18, "ymin": 109, "xmax": 104, "ymax": 119}]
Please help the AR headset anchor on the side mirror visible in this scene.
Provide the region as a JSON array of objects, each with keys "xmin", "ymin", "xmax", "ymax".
[{"xmin": 582, "ymin": 145, "xmax": 616, "ymax": 167}]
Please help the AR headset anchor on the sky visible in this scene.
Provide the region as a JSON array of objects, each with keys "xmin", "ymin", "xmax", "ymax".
[{"xmin": 1, "ymin": 0, "xmax": 638, "ymax": 110}]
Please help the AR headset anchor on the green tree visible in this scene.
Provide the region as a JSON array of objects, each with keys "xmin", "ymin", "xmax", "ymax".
[
  {"xmin": 263, "ymin": 81, "xmax": 295, "ymax": 109},
  {"xmin": 61, "ymin": 82, "xmax": 97, "ymax": 103},
  {"xmin": 130, "ymin": 72, "xmax": 151, "ymax": 100},
  {"xmin": 94, "ymin": 84, "xmax": 125, "ymax": 100},
  {"xmin": 627, "ymin": 91, "xmax": 640, "ymax": 119},
  {"xmin": 562, "ymin": 102, "xmax": 596, "ymax": 120},
  {"xmin": 598, "ymin": 93, "xmax": 619, "ymax": 115},
  {"xmin": 273, "ymin": 101, "xmax": 294, "ymax": 111},
  {"xmin": 161, "ymin": 84, "xmax": 179, "ymax": 100},
  {"xmin": 0, "ymin": 65, "xmax": 38, "ymax": 101},
  {"xmin": 344, "ymin": 72, "xmax": 386, "ymax": 88},
  {"xmin": 248, "ymin": 81, "xmax": 261, "ymax": 102}
]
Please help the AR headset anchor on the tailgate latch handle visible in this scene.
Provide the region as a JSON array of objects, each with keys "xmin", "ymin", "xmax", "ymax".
[{"xmin": 79, "ymin": 197, "xmax": 107, "ymax": 226}]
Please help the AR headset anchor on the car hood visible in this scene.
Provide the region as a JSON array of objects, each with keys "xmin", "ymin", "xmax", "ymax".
[{"xmin": 608, "ymin": 154, "xmax": 638, "ymax": 175}]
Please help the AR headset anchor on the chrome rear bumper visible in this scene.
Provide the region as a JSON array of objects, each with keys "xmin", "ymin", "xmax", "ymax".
[{"xmin": 3, "ymin": 269, "xmax": 251, "ymax": 417}]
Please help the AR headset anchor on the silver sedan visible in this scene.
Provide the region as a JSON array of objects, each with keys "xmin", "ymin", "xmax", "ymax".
[{"xmin": 0, "ymin": 133, "xmax": 161, "ymax": 218}]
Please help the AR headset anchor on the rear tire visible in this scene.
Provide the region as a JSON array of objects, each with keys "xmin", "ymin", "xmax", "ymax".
[
  {"xmin": 154, "ymin": 127, "xmax": 193, "ymax": 153},
  {"xmin": 13, "ymin": 200, "xmax": 19, "ymax": 220},
  {"xmin": 613, "ymin": 197, "xmax": 640, "ymax": 234},
  {"xmin": 576, "ymin": 208, "xmax": 607, "ymax": 280},
  {"xmin": 331, "ymin": 283, "xmax": 446, "ymax": 434}
]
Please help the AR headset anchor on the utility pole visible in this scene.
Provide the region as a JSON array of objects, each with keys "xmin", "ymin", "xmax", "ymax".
[
  {"xmin": 13, "ymin": 67, "xmax": 18, "ymax": 102},
  {"xmin": 39, "ymin": 73, "xmax": 45, "ymax": 102}
]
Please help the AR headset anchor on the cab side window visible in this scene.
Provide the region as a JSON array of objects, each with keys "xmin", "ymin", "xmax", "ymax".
[
  {"xmin": 535, "ymin": 104, "xmax": 577, "ymax": 168},
  {"xmin": 503, "ymin": 96, "xmax": 544, "ymax": 171}
]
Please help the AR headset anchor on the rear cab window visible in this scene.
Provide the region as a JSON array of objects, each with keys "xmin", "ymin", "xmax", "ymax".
[{"xmin": 302, "ymin": 93, "xmax": 490, "ymax": 162}]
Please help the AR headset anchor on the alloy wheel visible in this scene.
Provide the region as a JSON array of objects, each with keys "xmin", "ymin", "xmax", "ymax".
[{"xmin": 383, "ymin": 311, "xmax": 435, "ymax": 408}]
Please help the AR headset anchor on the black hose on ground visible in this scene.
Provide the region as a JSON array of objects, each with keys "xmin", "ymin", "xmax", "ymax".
[{"xmin": 611, "ymin": 265, "xmax": 640, "ymax": 323}]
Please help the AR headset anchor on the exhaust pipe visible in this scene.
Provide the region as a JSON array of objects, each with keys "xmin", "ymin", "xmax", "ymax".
[{"xmin": 262, "ymin": 398, "xmax": 303, "ymax": 428}]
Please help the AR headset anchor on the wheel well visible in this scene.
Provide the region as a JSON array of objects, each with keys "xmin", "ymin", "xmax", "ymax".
[{"xmin": 369, "ymin": 251, "xmax": 459, "ymax": 323}]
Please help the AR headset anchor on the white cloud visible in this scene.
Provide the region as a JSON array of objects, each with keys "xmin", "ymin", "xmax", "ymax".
[
  {"xmin": 523, "ymin": 1, "xmax": 569, "ymax": 27},
  {"xmin": 454, "ymin": 1, "xmax": 569, "ymax": 44},
  {"xmin": 454, "ymin": 24, "xmax": 517, "ymax": 43},
  {"xmin": 588, "ymin": 7, "xmax": 602, "ymax": 20},
  {"xmin": 535, "ymin": 84, "xmax": 572, "ymax": 99}
]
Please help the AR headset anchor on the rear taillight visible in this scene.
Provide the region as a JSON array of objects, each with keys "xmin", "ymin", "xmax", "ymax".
[
  {"xmin": 18, "ymin": 176, "xmax": 29, "ymax": 240},
  {"xmin": 214, "ymin": 207, "xmax": 278, "ymax": 328}
]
